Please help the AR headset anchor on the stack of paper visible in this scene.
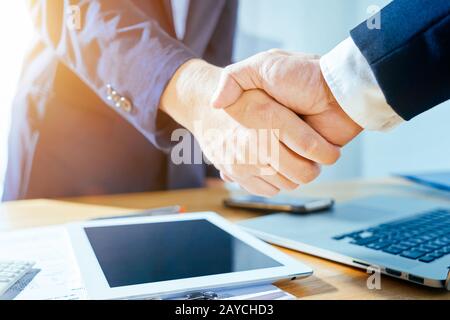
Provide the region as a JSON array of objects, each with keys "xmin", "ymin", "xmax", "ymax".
[{"xmin": 0, "ymin": 227, "xmax": 87, "ymax": 300}]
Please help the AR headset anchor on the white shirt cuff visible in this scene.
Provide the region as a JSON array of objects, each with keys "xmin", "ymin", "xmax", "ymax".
[{"xmin": 320, "ymin": 37, "xmax": 404, "ymax": 132}]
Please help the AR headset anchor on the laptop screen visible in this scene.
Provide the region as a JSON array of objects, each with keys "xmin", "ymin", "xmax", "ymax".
[{"xmin": 84, "ymin": 219, "xmax": 282, "ymax": 288}]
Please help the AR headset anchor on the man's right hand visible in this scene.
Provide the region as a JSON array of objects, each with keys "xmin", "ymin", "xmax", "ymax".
[
  {"xmin": 160, "ymin": 59, "xmax": 341, "ymax": 196},
  {"xmin": 211, "ymin": 50, "xmax": 363, "ymax": 148}
]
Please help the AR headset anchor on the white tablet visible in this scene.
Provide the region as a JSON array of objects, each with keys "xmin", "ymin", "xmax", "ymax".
[{"xmin": 67, "ymin": 212, "xmax": 312, "ymax": 300}]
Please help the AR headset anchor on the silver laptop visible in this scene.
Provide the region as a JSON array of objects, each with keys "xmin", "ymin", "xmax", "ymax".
[{"xmin": 239, "ymin": 195, "xmax": 450, "ymax": 289}]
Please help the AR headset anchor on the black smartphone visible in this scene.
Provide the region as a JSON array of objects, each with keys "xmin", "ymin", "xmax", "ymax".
[{"xmin": 224, "ymin": 195, "xmax": 334, "ymax": 214}]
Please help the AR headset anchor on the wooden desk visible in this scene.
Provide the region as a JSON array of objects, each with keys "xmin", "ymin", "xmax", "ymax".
[{"xmin": 1, "ymin": 178, "xmax": 449, "ymax": 300}]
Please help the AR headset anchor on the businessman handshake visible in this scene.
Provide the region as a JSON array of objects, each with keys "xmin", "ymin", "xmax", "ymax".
[
  {"xmin": 212, "ymin": 50, "xmax": 362, "ymax": 147},
  {"xmin": 209, "ymin": 50, "xmax": 362, "ymax": 194},
  {"xmin": 161, "ymin": 52, "xmax": 362, "ymax": 196}
]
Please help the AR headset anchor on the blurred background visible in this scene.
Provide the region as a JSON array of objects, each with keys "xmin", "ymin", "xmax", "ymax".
[
  {"xmin": 1, "ymin": 0, "xmax": 449, "ymax": 199},
  {"xmin": 0, "ymin": 2, "xmax": 33, "ymax": 199}
]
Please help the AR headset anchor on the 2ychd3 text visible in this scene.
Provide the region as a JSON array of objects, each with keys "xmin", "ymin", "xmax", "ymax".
[{"xmin": 175, "ymin": 304, "xmax": 275, "ymax": 318}]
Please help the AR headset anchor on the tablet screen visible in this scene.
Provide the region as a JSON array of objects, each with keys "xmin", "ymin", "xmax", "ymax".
[{"xmin": 84, "ymin": 219, "xmax": 282, "ymax": 288}]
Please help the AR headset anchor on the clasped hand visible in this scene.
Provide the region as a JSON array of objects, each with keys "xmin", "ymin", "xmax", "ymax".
[{"xmin": 161, "ymin": 52, "xmax": 362, "ymax": 197}]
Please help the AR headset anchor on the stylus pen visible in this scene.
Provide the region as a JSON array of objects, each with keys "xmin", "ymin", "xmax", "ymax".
[{"xmin": 91, "ymin": 205, "xmax": 184, "ymax": 221}]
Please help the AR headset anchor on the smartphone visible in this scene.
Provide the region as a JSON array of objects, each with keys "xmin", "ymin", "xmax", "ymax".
[{"xmin": 224, "ymin": 195, "xmax": 334, "ymax": 214}]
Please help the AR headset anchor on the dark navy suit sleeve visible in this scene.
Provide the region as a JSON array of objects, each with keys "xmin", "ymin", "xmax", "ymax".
[
  {"xmin": 27, "ymin": 0, "xmax": 196, "ymax": 151},
  {"xmin": 350, "ymin": 0, "xmax": 450, "ymax": 121}
]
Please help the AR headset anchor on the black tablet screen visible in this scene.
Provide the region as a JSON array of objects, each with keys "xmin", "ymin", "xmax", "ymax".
[{"xmin": 84, "ymin": 219, "xmax": 282, "ymax": 288}]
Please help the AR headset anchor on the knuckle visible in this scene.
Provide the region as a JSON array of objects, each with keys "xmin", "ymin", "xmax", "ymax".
[
  {"xmin": 258, "ymin": 165, "xmax": 276, "ymax": 177},
  {"xmin": 230, "ymin": 165, "xmax": 252, "ymax": 178},
  {"xmin": 300, "ymin": 163, "xmax": 321, "ymax": 183},
  {"xmin": 300, "ymin": 134, "xmax": 320, "ymax": 157},
  {"xmin": 242, "ymin": 180, "xmax": 280, "ymax": 198},
  {"xmin": 243, "ymin": 96, "xmax": 277, "ymax": 122},
  {"xmin": 260, "ymin": 60, "xmax": 283, "ymax": 85},
  {"xmin": 267, "ymin": 48, "xmax": 284, "ymax": 55},
  {"xmin": 242, "ymin": 89, "xmax": 270, "ymax": 103},
  {"xmin": 254, "ymin": 101, "xmax": 274, "ymax": 114},
  {"xmin": 221, "ymin": 65, "xmax": 240, "ymax": 84},
  {"xmin": 263, "ymin": 187, "xmax": 280, "ymax": 198}
]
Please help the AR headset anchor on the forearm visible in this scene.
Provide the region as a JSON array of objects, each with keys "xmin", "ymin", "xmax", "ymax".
[{"xmin": 160, "ymin": 59, "xmax": 222, "ymax": 134}]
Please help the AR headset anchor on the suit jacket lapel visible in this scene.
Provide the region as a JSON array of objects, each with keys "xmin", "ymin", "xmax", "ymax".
[{"xmin": 183, "ymin": 0, "xmax": 226, "ymax": 56}]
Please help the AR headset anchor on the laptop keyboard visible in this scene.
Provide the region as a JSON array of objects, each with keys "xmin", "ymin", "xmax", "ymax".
[{"xmin": 333, "ymin": 209, "xmax": 450, "ymax": 263}]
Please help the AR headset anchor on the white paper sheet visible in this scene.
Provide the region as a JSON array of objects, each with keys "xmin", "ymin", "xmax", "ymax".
[{"xmin": 0, "ymin": 226, "xmax": 87, "ymax": 300}]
